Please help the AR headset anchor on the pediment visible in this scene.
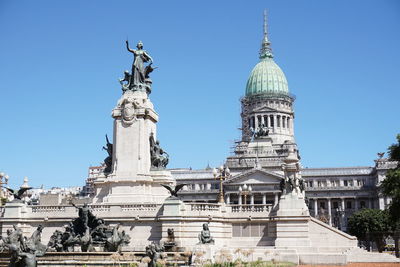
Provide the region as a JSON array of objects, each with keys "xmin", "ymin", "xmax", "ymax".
[{"xmin": 225, "ymin": 168, "xmax": 283, "ymax": 185}]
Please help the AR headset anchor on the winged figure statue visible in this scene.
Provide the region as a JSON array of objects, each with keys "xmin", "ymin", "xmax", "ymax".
[
  {"xmin": 6, "ymin": 187, "xmax": 33, "ymax": 202},
  {"xmin": 161, "ymin": 184, "xmax": 187, "ymax": 198}
]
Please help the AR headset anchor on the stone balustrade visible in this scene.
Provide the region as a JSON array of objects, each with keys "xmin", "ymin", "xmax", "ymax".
[
  {"xmin": 188, "ymin": 203, "xmax": 220, "ymax": 212},
  {"xmin": 229, "ymin": 204, "xmax": 272, "ymax": 213},
  {"xmin": 16, "ymin": 202, "xmax": 275, "ymax": 220}
]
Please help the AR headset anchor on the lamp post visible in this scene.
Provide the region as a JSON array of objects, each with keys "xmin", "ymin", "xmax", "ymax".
[
  {"xmin": 0, "ymin": 172, "xmax": 9, "ymax": 200},
  {"xmin": 212, "ymin": 165, "xmax": 230, "ymax": 203},
  {"xmin": 334, "ymin": 206, "xmax": 344, "ymax": 230},
  {"xmin": 239, "ymin": 184, "xmax": 252, "ymax": 205}
]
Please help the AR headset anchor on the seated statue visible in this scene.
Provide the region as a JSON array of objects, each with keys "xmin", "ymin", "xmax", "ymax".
[{"xmin": 198, "ymin": 223, "xmax": 214, "ymax": 244}]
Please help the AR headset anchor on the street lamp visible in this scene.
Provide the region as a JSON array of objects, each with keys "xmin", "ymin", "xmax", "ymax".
[
  {"xmin": 239, "ymin": 184, "xmax": 252, "ymax": 205},
  {"xmin": 212, "ymin": 165, "xmax": 230, "ymax": 203},
  {"xmin": 0, "ymin": 172, "xmax": 9, "ymax": 200},
  {"xmin": 334, "ymin": 206, "xmax": 344, "ymax": 230}
]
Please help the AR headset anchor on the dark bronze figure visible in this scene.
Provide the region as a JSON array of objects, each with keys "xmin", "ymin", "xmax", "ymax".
[
  {"xmin": 198, "ymin": 223, "xmax": 214, "ymax": 244},
  {"xmin": 145, "ymin": 242, "xmax": 164, "ymax": 267},
  {"xmin": 123, "ymin": 40, "xmax": 155, "ymax": 94},
  {"xmin": 6, "ymin": 187, "xmax": 32, "ymax": 203},
  {"xmin": 161, "ymin": 184, "xmax": 187, "ymax": 198},
  {"xmin": 149, "ymin": 133, "xmax": 169, "ymax": 170},
  {"xmin": 6, "ymin": 225, "xmax": 47, "ymax": 267},
  {"xmin": 102, "ymin": 134, "xmax": 113, "ymax": 174}
]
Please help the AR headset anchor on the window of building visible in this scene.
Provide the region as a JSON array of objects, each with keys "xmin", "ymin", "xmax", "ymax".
[
  {"xmin": 317, "ymin": 181, "xmax": 322, "ymax": 187},
  {"xmin": 320, "ymin": 202, "xmax": 325, "ymax": 209},
  {"xmin": 344, "ymin": 180, "xmax": 348, "ymax": 187},
  {"xmin": 360, "ymin": 201, "xmax": 366, "ymax": 208},
  {"xmin": 211, "ymin": 183, "xmax": 219, "ymax": 190},
  {"xmin": 309, "ymin": 181, "xmax": 313, "ymax": 187},
  {"xmin": 277, "ymin": 116, "xmax": 281, "ymax": 127},
  {"xmin": 333, "ymin": 201, "xmax": 339, "ymax": 209},
  {"xmin": 346, "ymin": 201, "xmax": 352, "ymax": 209},
  {"xmin": 270, "ymin": 115, "xmax": 274, "ymax": 127},
  {"xmin": 282, "ymin": 116, "xmax": 286, "ymax": 128},
  {"xmin": 232, "ymin": 223, "xmax": 267, "ymax": 237}
]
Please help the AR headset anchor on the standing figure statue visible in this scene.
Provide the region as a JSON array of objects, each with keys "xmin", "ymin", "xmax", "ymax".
[
  {"xmin": 126, "ymin": 40, "xmax": 154, "ymax": 93},
  {"xmin": 102, "ymin": 135, "xmax": 113, "ymax": 174}
]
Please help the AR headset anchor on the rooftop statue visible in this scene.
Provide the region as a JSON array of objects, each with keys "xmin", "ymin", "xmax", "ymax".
[
  {"xmin": 198, "ymin": 223, "xmax": 214, "ymax": 244},
  {"xmin": 122, "ymin": 40, "xmax": 155, "ymax": 94}
]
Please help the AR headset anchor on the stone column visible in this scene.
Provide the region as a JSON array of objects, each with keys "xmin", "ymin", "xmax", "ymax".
[
  {"xmin": 354, "ymin": 197, "xmax": 358, "ymax": 210},
  {"xmin": 341, "ymin": 198, "xmax": 345, "ymax": 211},
  {"xmin": 255, "ymin": 116, "xmax": 258, "ymax": 129},
  {"xmin": 314, "ymin": 198, "xmax": 318, "ymax": 217},
  {"xmin": 274, "ymin": 193, "xmax": 279, "ymax": 207},
  {"xmin": 250, "ymin": 194, "xmax": 254, "ymax": 205},
  {"xmin": 262, "ymin": 193, "xmax": 266, "ymax": 205},
  {"xmin": 273, "ymin": 114, "xmax": 277, "ymax": 132},
  {"xmin": 261, "ymin": 115, "xmax": 265, "ymax": 126},
  {"xmin": 226, "ymin": 193, "xmax": 230, "ymax": 205},
  {"xmin": 328, "ymin": 198, "xmax": 332, "ymax": 226},
  {"xmin": 238, "ymin": 194, "xmax": 242, "ymax": 205},
  {"xmin": 266, "ymin": 115, "xmax": 270, "ymax": 128}
]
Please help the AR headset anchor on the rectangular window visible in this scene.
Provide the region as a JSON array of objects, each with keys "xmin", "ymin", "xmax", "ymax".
[
  {"xmin": 242, "ymin": 224, "xmax": 250, "ymax": 237},
  {"xmin": 309, "ymin": 181, "xmax": 313, "ymax": 187},
  {"xmin": 346, "ymin": 201, "xmax": 352, "ymax": 209},
  {"xmin": 320, "ymin": 202, "xmax": 325, "ymax": 209},
  {"xmin": 232, "ymin": 224, "xmax": 241, "ymax": 237},
  {"xmin": 333, "ymin": 201, "xmax": 339, "ymax": 209},
  {"xmin": 344, "ymin": 180, "xmax": 348, "ymax": 186},
  {"xmin": 250, "ymin": 224, "xmax": 259, "ymax": 237},
  {"xmin": 232, "ymin": 223, "xmax": 267, "ymax": 238}
]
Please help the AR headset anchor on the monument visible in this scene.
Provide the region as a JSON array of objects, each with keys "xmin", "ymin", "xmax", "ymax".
[{"xmin": 92, "ymin": 40, "xmax": 174, "ymax": 204}]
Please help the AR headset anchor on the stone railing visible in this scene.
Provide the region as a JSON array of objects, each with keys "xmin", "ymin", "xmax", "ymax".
[
  {"xmin": 23, "ymin": 203, "xmax": 162, "ymax": 219},
  {"xmin": 189, "ymin": 203, "xmax": 220, "ymax": 212},
  {"xmin": 229, "ymin": 204, "xmax": 272, "ymax": 213},
  {"xmin": 120, "ymin": 204, "xmax": 159, "ymax": 212},
  {"xmin": 31, "ymin": 205, "xmax": 67, "ymax": 213}
]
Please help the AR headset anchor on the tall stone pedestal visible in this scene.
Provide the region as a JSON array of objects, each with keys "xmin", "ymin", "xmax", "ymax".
[
  {"xmin": 93, "ymin": 90, "xmax": 174, "ymax": 204},
  {"xmin": 273, "ymin": 193, "xmax": 311, "ymax": 247}
]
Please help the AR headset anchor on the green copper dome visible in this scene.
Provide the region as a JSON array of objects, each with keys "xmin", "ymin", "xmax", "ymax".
[
  {"xmin": 245, "ymin": 11, "xmax": 289, "ymax": 97},
  {"xmin": 245, "ymin": 57, "xmax": 289, "ymax": 97}
]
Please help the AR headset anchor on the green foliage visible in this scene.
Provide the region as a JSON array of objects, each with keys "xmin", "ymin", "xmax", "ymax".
[
  {"xmin": 381, "ymin": 134, "xmax": 400, "ymax": 224},
  {"xmin": 388, "ymin": 134, "xmax": 400, "ymax": 162},
  {"xmin": 348, "ymin": 208, "xmax": 390, "ymax": 252}
]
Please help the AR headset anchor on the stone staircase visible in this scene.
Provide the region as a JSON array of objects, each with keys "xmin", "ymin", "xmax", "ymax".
[{"xmin": 346, "ymin": 247, "xmax": 400, "ymax": 263}]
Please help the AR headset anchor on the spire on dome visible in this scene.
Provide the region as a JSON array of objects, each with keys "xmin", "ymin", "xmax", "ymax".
[{"xmin": 259, "ymin": 9, "xmax": 273, "ymax": 59}]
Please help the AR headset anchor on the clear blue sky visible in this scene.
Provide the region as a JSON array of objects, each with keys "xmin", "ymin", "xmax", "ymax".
[{"xmin": 0, "ymin": 1, "xmax": 399, "ymax": 188}]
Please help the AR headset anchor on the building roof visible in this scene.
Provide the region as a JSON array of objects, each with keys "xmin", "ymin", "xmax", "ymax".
[{"xmin": 301, "ymin": 166, "xmax": 373, "ymax": 177}]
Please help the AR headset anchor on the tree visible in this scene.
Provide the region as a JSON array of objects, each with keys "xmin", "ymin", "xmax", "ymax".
[
  {"xmin": 347, "ymin": 208, "xmax": 390, "ymax": 252},
  {"xmin": 380, "ymin": 134, "xmax": 400, "ymax": 257}
]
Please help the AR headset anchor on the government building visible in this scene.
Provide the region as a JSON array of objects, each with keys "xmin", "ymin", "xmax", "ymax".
[{"xmin": 82, "ymin": 15, "xmax": 396, "ymax": 234}]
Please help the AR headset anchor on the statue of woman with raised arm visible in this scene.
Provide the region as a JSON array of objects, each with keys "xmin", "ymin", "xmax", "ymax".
[{"xmin": 126, "ymin": 40, "xmax": 153, "ymax": 90}]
